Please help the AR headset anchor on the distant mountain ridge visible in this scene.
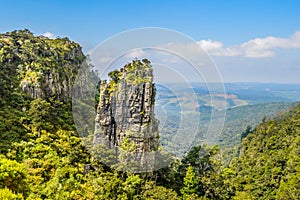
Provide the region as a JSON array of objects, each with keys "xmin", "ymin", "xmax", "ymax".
[{"xmin": 155, "ymin": 82, "xmax": 299, "ymax": 157}]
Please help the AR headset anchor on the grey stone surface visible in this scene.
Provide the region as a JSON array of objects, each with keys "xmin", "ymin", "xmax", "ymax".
[{"xmin": 93, "ymin": 60, "xmax": 159, "ymax": 167}]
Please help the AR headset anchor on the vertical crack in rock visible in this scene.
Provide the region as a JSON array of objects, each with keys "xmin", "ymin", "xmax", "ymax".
[{"xmin": 93, "ymin": 59, "xmax": 159, "ymax": 170}]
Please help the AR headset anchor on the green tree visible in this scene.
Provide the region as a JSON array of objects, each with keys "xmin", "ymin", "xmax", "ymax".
[
  {"xmin": 240, "ymin": 125, "xmax": 253, "ymax": 141},
  {"xmin": 141, "ymin": 181, "xmax": 178, "ymax": 200},
  {"xmin": 122, "ymin": 175, "xmax": 142, "ymax": 199},
  {"xmin": 180, "ymin": 166, "xmax": 199, "ymax": 199},
  {"xmin": 28, "ymin": 98, "xmax": 54, "ymax": 131},
  {"xmin": 181, "ymin": 145, "xmax": 218, "ymax": 177}
]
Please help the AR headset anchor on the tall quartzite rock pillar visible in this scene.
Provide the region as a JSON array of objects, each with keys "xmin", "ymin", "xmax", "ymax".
[{"xmin": 93, "ymin": 59, "xmax": 159, "ymax": 171}]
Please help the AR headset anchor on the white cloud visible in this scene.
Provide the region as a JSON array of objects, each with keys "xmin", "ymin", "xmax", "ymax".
[
  {"xmin": 124, "ymin": 48, "xmax": 148, "ymax": 58},
  {"xmin": 197, "ymin": 40, "xmax": 223, "ymax": 51},
  {"xmin": 197, "ymin": 40, "xmax": 241, "ymax": 57},
  {"xmin": 198, "ymin": 31, "xmax": 300, "ymax": 58},
  {"xmin": 42, "ymin": 32, "xmax": 56, "ymax": 39}
]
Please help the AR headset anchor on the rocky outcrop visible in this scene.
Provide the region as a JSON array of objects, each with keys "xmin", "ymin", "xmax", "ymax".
[
  {"xmin": 0, "ymin": 29, "xmax": 86, "ymax": 101},
  {"xmin": 93, "ymin": 59, "xmax": 159, "ymax": 168}
]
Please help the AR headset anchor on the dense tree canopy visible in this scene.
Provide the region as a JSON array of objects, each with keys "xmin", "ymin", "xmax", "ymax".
[{"xmin": 229, "ymin": 103, "xmax": 300, "ymax": 199}]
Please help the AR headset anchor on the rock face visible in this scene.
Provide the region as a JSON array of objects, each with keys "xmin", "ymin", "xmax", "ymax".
[
  {"xmin": 0, "ymin": 29, "xmax": 86, "ymax": 102},
  {"xmin": 93, "ymin": 59, "xmax": 159, "ymax": 167}
]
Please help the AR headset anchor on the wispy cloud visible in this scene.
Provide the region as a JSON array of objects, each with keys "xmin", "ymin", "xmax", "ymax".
[{"xmin": 198, "ymin": 31, "xmax": 300, "ymax": 58}]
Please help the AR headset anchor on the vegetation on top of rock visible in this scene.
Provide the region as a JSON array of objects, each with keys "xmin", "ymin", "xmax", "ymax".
[
  {"xmin": 0, "ymin": 29, "xmax": 86, "ymax": 101},
  {"xmin": 109, "ymin": 59, "xmax": 153, "ymax": 85}
]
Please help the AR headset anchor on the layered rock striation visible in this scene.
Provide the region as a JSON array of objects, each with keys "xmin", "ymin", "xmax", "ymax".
[{"xmin": 93, "ymin": 59, "xmax": 159, "ymax": 165}]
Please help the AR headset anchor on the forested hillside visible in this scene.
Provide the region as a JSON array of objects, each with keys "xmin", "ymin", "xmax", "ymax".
[
  {"xmin": 0, "ymin": 30, "xmax": 299, "ymax": 199},
  {"xmin": 229, "ymin": 103, "xmax": 300, "ymax": 199}
]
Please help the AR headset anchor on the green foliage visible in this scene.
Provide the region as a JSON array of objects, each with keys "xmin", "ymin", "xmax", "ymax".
[
  {"xmin": 181, "ymin": 166, "xmax": 199, "ymax": 199},
  {"xmin": 240, "ymin": 125, "xmax": 253, "ymax": 141},
  {"xmin": 229, "ymin": 103, "xmax": 300, "ymax": 199},
  {"xmin": 0, "ymin": 156, "xmax": 29, "ymax": 197},
  {"xmin": 0, "ymin": 106, "xmax": 27, "ymax": 154},
  {"xmin": 6, "ymin": 127, "xmax": 90, "ymax": 199},
  {"xmin": 0, "ymin": 29, "xmax": 85, "ymax": 99},
  {"xmin": 140, "ymin": 181, "xmax": 178, "ymax": 200},
  {"xmin": 0, "ymin": 29, "xmax": 86, "ymax": 153},
  {"xmin": 122, "ymin": 175, "xmax": 142, "ymax": 199},
  {"xmin": 108, "ymin": 70, "xmax": 121, "ymax": 82},
  {"xmin": 155, "ymin": 145, "xmax": 228, "ymax": 199},
  {"xmin": 276, "ymin": 173, "xmax": 300, "ymax": 200},
  {"xmin": 181, "ymin": 145, "xmax": 219, "ymax": 177},
  {"xmin": 124, "ymin": 59, "xmax": 152, "ymax": 85},
  {"xmin": 0, "ymin": 188, "xmax": 24, "ymax": 200},
  {"xmin": 28, "ymin": 98, "xmax": 54, "ymax": 131}
]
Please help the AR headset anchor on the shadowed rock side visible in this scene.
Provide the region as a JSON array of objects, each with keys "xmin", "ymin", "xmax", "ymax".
[{"xmin": 93, "ymin": 59, "xmax": 159, "ymax": 170}]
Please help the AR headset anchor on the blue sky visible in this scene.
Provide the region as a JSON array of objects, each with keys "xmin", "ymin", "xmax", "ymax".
[{"xmin": 1, "ymin": 0, "xmax": 300, "ymax": 83}]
